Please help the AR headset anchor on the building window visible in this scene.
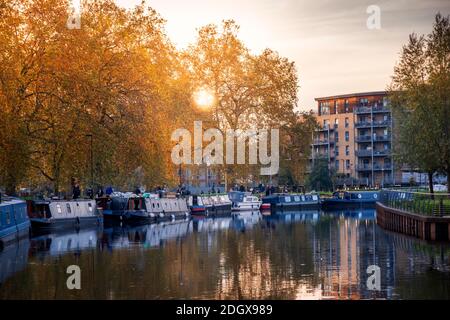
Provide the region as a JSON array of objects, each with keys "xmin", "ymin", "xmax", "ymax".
[
  {"xmin": 320, "ymin": 101, "xmax": 330, "ymax": 115},
  {"xmin": 335, "ymin": 160, "xmax": 339, "ymax": 169},
  {"xmin": 335, "ymin": 146, "xmax": 339, "ymax": 156},
  {"xmin": 335, "ymin": 101, "xmax": 339, "ymax": 114},
  {"xmin": 346, "ymin": 159, "xmax": 350, "ymax": 170},
  {"xmin": 345, "ymin": 131, "xmax": 349, "ymax": 141},
  {"xmin": 359, "ymin": 98, "xmax": 368, "ymax": 106},
  {"xmin": 334, "ymin": 118, "xmax": 338, "ymax": 128},
  {"xmin": 345, "ymin": 145, "xmax": 349, "ymax": 156},
  {"xmin": 335, "ymin": 132, "xmax": 339, "ymax": 142},
  {"xmin": 345, "ymin": 117, "xmax": 349, "ymax": 128},
  {"xmin": 344, "ymin": 100, "xmax": 349, "ymax": 113}
]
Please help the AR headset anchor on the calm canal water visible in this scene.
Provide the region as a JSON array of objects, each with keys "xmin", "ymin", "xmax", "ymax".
[{"xmin": 1, "ymin": 209, "xmax": 449, "ymax": 299}]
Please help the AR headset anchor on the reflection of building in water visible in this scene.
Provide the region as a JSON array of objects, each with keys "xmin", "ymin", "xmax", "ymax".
[
  {"xmin": 0, "ymin": 238, "xmax": 29, "ymax": 285},
  {"xmin": 309, "ymin": 211, "xmax": 396, "ymax": 299}
]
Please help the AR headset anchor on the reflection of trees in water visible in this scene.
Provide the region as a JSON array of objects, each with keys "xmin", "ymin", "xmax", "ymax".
[{"xmin": 0, "ymin": 212, "xmax": 449, "ymax": 299}]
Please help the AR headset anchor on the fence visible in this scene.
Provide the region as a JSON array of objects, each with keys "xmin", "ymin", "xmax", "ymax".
[{"xmin": 379, "ymin": 190, "xmax": 450, "ymax": 216}]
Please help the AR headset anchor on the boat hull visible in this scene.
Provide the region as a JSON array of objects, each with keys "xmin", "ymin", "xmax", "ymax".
[
  {"xmin": 30, "ymin": 216, "xmax": 102, "ymax": 233},
  {"xmin": 320, "ymin": 200, "xmax": 376, "ymax": 210}
]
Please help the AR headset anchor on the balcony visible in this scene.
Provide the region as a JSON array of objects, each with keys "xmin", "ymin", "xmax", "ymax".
[
  {"xmin": 355, "ymin": 149, "xmax": 391, "ymax": 157},
  {"xmin": 355, "ymin": 120, "xmax": 391, "ymax": 128},
  {"xmin": 355, "ymin": 135, "xmax": 372, "ymax": 142},
  {"xmin": 316, "ymin": 124, "xmax": 336, "ymax": 132},
  {"xmin": 355, "ymin": 106, "xmax": 390, "ymax": 114},
  {"xmin": 312, "ymin": 139, "xmax": 335, "ymax": 146},
  {"xmin": 374, "ymin": 134, "xmax": 391, "ymax": 142},
  {"xmin": 356, "ymin": 135, "xmax": 391, "ymax": 143},
  {"xmin": 355, "ymin": 150, "xmax": 372, "ymax": 157},
  {"xmin": 356, "ymin": 164, "xmax": 392, "ymax": 171}
]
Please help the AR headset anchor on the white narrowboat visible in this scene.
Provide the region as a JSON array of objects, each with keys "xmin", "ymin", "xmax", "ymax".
[
  {"xmin": 228, "ymin": 192, "xmax": 262, "ymax": 211},
  {"xmin": 27, "ymin": 199, "xmax": 102, "ymax": 232}
]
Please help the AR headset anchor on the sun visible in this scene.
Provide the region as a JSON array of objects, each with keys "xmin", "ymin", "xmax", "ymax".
[{"xmin": 193, "ymin": 88, "xmax": 215, "ymax": 110}]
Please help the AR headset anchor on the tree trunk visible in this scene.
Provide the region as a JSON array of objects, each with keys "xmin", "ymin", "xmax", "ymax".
[{"xmin": 428, "ymin": 171, "xmax": 434, "ymax": 199}]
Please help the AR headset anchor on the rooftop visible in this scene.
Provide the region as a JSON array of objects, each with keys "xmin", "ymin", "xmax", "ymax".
[{"xmin": 315, "ymin": 91, "xmax": 388, "ymax": 101}]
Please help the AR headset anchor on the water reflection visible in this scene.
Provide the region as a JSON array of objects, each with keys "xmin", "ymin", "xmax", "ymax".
[{"xmin": 0, "ymin": 209, "xmax": 449, "ymax": 299}]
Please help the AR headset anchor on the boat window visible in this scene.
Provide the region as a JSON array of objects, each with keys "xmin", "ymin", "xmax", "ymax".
[
  {"xmin": 67, "ymin": 204, "xmax": 71, "ymax": 214},
  {"xmin": 373, "ymin": 193, "xmax": 378, "ymax": 199},
  {"xmin": 88, "ymin": 203, "xmax": 93, "ymax": 212},
  {"xmin": 294, "ymin": 196, "xmax": 300, "ymax": 202},
  {"xmin": 6, "ymin": 212, "xmax": 10, "ymax": 224},
  {"xmin": 152, "ymin": 203, "xmax": 155, "ymax": 208},
  {"xmin": 312, "ymin": 195, "xmax": 318, "ymax": 201},
  {"xmin": 56, "ymin": 204, "xmax": 62, "ymax": 214},
  {"xmin": 285, "ymin": 196, "xmax": 291, "ymax": 202},
  {"xmin": 301, "ymin": 196, "xmax": 305, "ymax": 201},
  {"xmin": 357, "ymin": 194, "xmax": 362, "ymax": 199}
]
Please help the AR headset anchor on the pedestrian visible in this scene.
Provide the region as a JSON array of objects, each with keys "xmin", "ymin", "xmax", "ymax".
[{"xmin": 72, "ymin": 178, "xmax": 81, "ymax": 200}]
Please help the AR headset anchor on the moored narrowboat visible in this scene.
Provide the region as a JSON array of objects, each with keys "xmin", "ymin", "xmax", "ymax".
[
  {"xmin": 189, "ymin": 194, "xmax": 232, "ymax": 217},
  {"xmin": 228, "ymin": 192, "xmax": 261, "ymax": 211},
  {"xmin": 262, "ymin": 193, "xmax": 320, "ymax": 212},
  {"xmin": 320, "ymin": 191, "xmax": 380, "ymax": 210},
  {"xmin": 188, "ymin": 195, "xmax": 207, "ymax": 215},
  {"xmin": 96, "ymin": 194, "xmax": 130, "ymax": 221},
  {"xmin": 143, "ymin": 194, "xmax": 190, "ymax": 222},
  {"xmin": 0, "ymin": 198, "xmax": 31, "ymax": 248},
  {"xmin": 27, "ymin": 199, "xmax": 102, "ymax": 232}
]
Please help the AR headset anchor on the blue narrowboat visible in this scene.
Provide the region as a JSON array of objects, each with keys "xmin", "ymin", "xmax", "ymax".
[
  {"xmin": 0, "ymin": 198, "xmax": 31, "ymax": 249},
  {"xmin": 188, "ymin": 195, "xmax": 207, "ymax": 215},
  {"xmin": 320, "ymin": 191, "xmax": 380, "ymax": 210},
  {"xmin": 97, "ymin": 195, "xmax": 130, "ymax": 221},
  {"xmin": 261, "ymin": 193, "xmax": 321, "ymax": 212}
]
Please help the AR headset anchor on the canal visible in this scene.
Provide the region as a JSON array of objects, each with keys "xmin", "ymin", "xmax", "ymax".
[{"xmin": 1, "ymin": 209, "xmax": 449, "ymax": 299}]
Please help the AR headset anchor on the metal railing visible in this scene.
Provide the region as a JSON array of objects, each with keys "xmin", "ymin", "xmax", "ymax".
[
  {"xmin": 355, "ymin": 106, "xmax": 390, "ymax": 114},
  {"xmin": 379, "ymin": 190, "xmax": 450, "ymax": 216},
  {"xmin": 355, "ymin": 120, "xmax": 391, "ymax": 128}
]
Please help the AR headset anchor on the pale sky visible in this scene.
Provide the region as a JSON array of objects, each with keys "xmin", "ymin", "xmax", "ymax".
[{"xmin": 115, "ymin": 0, "xmax": 450, "ymax": 111}]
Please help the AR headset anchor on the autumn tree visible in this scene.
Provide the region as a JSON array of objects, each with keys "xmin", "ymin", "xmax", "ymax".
[
  {"xmin": 389, "ymin": 13, "xmax": 450, "ymax": 193},
  {"xmin": 185, "ymin": 20, "xmax": 300, "ymax": 187}
]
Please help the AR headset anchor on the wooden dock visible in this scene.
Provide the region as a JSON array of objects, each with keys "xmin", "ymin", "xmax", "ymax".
[{"xmin": 376, "ymin": 202, "xmax": 450, "ymax": 241}]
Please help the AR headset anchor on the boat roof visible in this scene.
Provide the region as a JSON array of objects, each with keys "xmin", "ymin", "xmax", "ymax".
[{"xmin": 0, "ymin": 198, "xmax": 26, "ymax": 206}]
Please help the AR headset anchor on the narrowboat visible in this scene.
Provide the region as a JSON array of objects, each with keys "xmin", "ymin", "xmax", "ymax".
[
  {"xmin": 97, "ymin": 194, "xmax": 130, "ymax": 221},
  {"xmin": 188, "ymin": 194, "xmax": 232, "ymax": 217},
  {"xmin": 228, "ymin": 191, "xmax": 262, "ymax": 211},
  {"xmin": 261, "ymin": 193, "xmax": 321, "ymax": 212},
  {"xmin": 188, "ymin": 195, "xmax": 207, "ymax": 215},
  {"xmin": 143, "ymin": 194, "xmax": 190, "ymax": 222},
  {"xmin": 0, "ymin": 198, "xmax": 31, "ymax": 248},
  {"xmin": 320, "ymin": 191, "xmax": 380, "ymax": 210},
  {"xmin": 27, "ymin": 199, "xmax": 102, "ymax": 232}
]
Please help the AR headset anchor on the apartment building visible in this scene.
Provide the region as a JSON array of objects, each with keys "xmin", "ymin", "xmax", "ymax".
[{"xmin": 310, "ymin": 91, "xmax": 401, "ymax": 187}]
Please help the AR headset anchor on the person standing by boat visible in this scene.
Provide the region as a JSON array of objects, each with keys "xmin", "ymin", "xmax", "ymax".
[
  {"xmin": 72, "ymin": 177, "xmax": 81, "ymax": 200},
  {"xmin": 105, "ymin": 186, "xmax": 114, "ymax": 196}
]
